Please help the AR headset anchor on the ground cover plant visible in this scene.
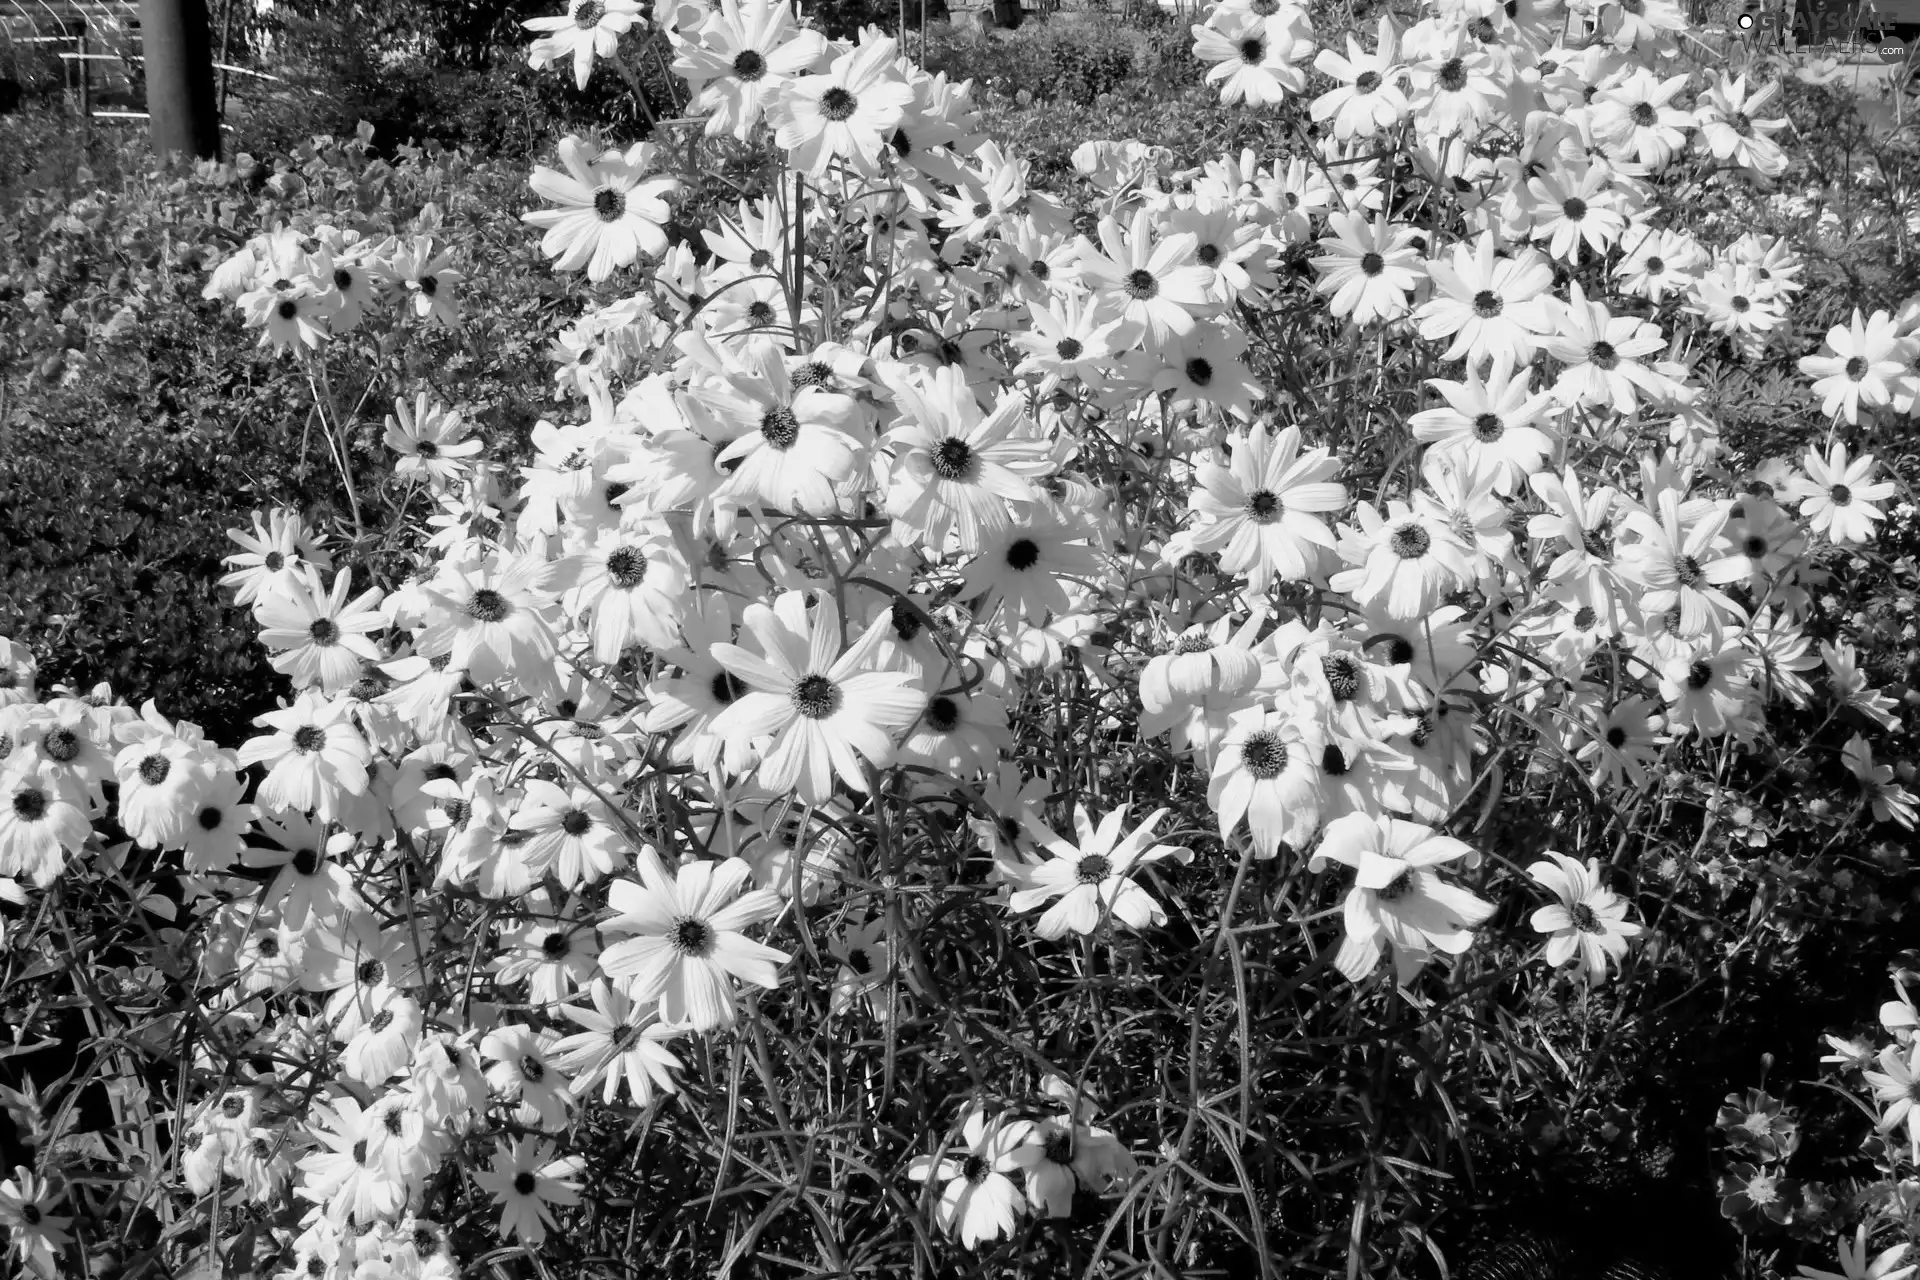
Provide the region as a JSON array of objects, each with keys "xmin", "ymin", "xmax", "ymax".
[{"xmin": 3, "ymin": 0, "xmax": 1920, "ymax": 1277}]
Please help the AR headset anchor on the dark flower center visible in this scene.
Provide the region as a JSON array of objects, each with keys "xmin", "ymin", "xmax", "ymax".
[
  {"xmin": 1043, "ymin": 1129, "xmax": 1075, "ymax": 1164},
  {"xmin": 1124, "ymin": 269, "xmax": 1159, "ymax": 300},
  {"xmin": 1644, "ymin": 256, "xmax": 1665, "ymax": 275},
  {"xmin": 418, "ymin": 275, "xmax": 439, "ymax": 296},
  {"xmin": 265, "ymin": 551, "xmax": 286, "ymax": 571},
  {"xmin": 1076, "ymin": 854, "xmax": 1113, "ymax": 883},
  {"xmin": 308, "ymin": 618, "xmax": 340, "ymax": 645},
  {"xmin": 1472, "ymin": 290, "xmax": 1503, "ymax": 318},
  {"xmin": 1471, "ymin": 412, "xmax": 1505, "ymax": 442},
  {"xmin": 1055, "ymin": 337, "xmax": 1084, "ymax": 361},
  {"xmin": 606, "ymin": 546, "xmax": 648, "ymax": 588},
  {"xmin": 12, "ymin": 789, "xmax": 46, "ymax": 821},
  {"xmin": 1562, "ymin": 197, "xmax": 1588, "ymax": 222},
  {"xmin": 1323, "ymin": 653, "xmax": 1360, "ymax": 701},
  {"xmin": 1830, "ymin": 484, "xmax": 1853, "ymax": 506},
  {"xmin": 1374, "ymin": 865, "xmax": 1416, "ymax": 901},
  {"xmin": 1247, "ymin": 489, "xmax": 1282, "ymax": 523},
  {"xmin": 415, "ymin": 439, "xmax": 440, "ymax": 458},
  {"xmin": 846, "ymin": 946, "xmax": 874, "ymax": 976},
  {"xmin": 541, "ymin": 930, "xmax": 571, "ymax": 959},
  {"xmin": 370, "ymin": 1009, "xmax": 394, "ymax": 1033},
  {"xmin": 820, "ymin": 87, "xmax": 858, "ymax": 121},
  {"xmin": 1845, "ymin": 356, "xmax": 1867, "ymax": 380},
  {"xmin": 710, "ymin": 670, "xmax": 748, "ymax": 705},
  {"xmin": 139, "ymin": 753, "xmax": 171, "ymax": 785},
  {"xmin": 1573, "ymin": 606, "xmax": 1597, "ymax": 630},
  {"xmin": 962, "ymin": 1154, "xmax": 989, "ymax": 1182},
  {"xmin": 932, "ymin": 437, "xmax": 975, "ymax": 480},
  {"xmin": 276, "ymin": 299, "xmax": 299, "ymax": 321},
  {"xmin": 1438, "ymin": 58, "xmax": 1467, "ymax": 92},
  {"xmin": 574, "ymin": 0, "xmax": 605, "ymax": 26},
  {"xmin": 1005, "ymin": 538, "xmax": 1041, "ymax": 571},
  {"xmin": 1389, "ymin": 524, "xmax": 1432, "ymax": 558},
  {"xmin": 1570, "ymin": 902, "xmax": 1602, "ymax": 932},
  {"xmin": 733, "ymin": 49, "xmax": 768, "ymax": 80},
  {"xmin": 593, "ymin": 187, "xmax": 627, "ymax": 223},
  {"xmin": 358, "ymin": 959, "xmax": 385, "ymax": 985},
  {"xmin": 467, "ymin": 589, "xmax": 512, "ymax": 622},
  {"xmin": 513, "ymin": 1171, "xmax": 537, "ymax": 1196},
  {"xmin": 1686, "ymin": 659, "xmax": 1715, "ymax": 690},
  {"xmin": 890, "ymin": 598, "xmax": 923, "ymax": 642},
  {"xmin": 560, "ymin": 809, "xmax": 592, "ymax": 837},
  {"xmin": 352, "ymin": 1139, "xmax": 369, "ymax": 1165},
  {"xmin": 672, "ymin": 917, "xmax": 715, "ymax": 956},
  {"xmin": 1185, "ymin": 357, "xmax": 1213, "ymax": 386},
  {"xmin": 1238, "ymin": 38, "xmax": 1265, "ymax": 63},
  {"xmin": 791, "ymin": 673, "xmax": 843, "ymax": 719},
  {"xmin": 1731, "ymin": 295, "xmax": 1750, "ymax": 314},
  {"xmin": 1588, "ymin": 340, "xmax": 1618, "ymax": 370},
  {"xmin": 1241, "ymin": 731, "xmax": 1287, "ymax": 779},
  {"xmin": 1605, "ymin": 725, "xmax": 1628, "ymax": 749},
  {"xmin": 1631, "ymin": 102, "xmax": 1656, "ymax": 127},
  {"xmin": 43, "ymin": 727, "xmax": 80, "ymax": 761},
  {"xmin": 521, "ymin": 1053, "xmax": 546, "ymax": 1081},
  {"xmin": 761, "ymin": 406, "xmax": 801, "ymax": 450},
  {"xmin": 1322, "ymin": 742, "xmax": 1350, "ymax": 775},
  {"xmin": 1196, "ymin": 243, "xmax": 1221, "ymax": 266},
  {"xmin": 1355, "ymin": 70, "xmax": 1382, "ymax": 94},
  {"xmin": 1359, "ymin": 251, "xmax": 1385, "ymax": 276},
  {"xmin": 292, "ymin": 725, "xmax": 327, "ymax": 753},
  {"xmin": 926, "ymin": 696, "xmax": 960, "ymax": 732},
  {"xmin": 748, "ymin": 301, "xmax": 776, "ymax": 326}
]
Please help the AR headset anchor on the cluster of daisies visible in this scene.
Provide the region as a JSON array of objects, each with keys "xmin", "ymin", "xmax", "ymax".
[
  {"xmin": 4, "ymin": 0, "xmax": 1919, "ymax": 1272},
  {"xmin": 202, "ymin": 225, "xmax": 464, "ymax": 350}
]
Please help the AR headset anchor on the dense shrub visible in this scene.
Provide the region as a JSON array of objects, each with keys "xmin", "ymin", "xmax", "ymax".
[{"xmin": 4, "ymin": 2, "xmax": 1920, "ymax": 1279}]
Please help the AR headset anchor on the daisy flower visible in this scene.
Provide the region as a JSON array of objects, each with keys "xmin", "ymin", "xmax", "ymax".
[
  {"xmin": 1414, "ymin": 232, "xmax": 1555, "ymax": 366},
  {"xmin": 525, "ymin": 0, "xmax": 646, "ymax": 90},
  {"xmin": 507, "ymin": 780, "xmax": 627, "ymax": 888},
  {"xmin": 1009, "ymin": 292, "xmax": 1129, "ymax": 395},
  {"xmin": 234, "ymin": 694, "xmax": 372, "ymax": 821},
  {"xmin": 1185, "ymin": 423, "xmax": 1348, "ymax": 592},
  {"xmin": 295, "ymin": 1096, "xmax": 409, "ymax": 1226},
  {"xmin": 1309, "ymin": 812, "xmax": 1494, "ymax": 986},
  {"xmin": 767, "ymin": 33, "xmax": 914, "ymax": 179},
  {"xmin": 907, "ymin": 1108, "xmax": 1036, "ymax": 1249},
  {"xmin": 1075, "ymin": 207, "xmax": 1216, "ymax": 347},
  {"xmin": 492, "ymin": 901, "xmax": 603, "ymax": 1006},
  {"xmin": 1613, "ymin": 226, "xmax": 1704, "ymax": 304},
  {"xmin": 826, "ymin": 916, "xmax": 893, "ymax": 1018},
  {"xmin": 1007, "ymin": 804, "xmax": 1192, "ymax": 940},
  {"xmin": 1328, "ymin": 499, "xmax": 1473, "ymax": 620},
  {"xmin": 221, "ymin": 507, "xmax": 333, "ymax": 608},
  {"xmin": 597, "ymin": 855, "xmax": 790, "ymax": 1031},
  {"xmin": 1658, "ymin": 641, "xmax": 1754, "ymax": 738},
  {"xmin": 1863, "ymin": 1041, "xmax": 1920, "ymax": 1162},
  {"xmin": 1695, "ymin": 73, "xmax": 1790, "ymax": 178},
  {"xmin": 697, "ymin": 342, "xmax": 869, "ymax": 517},
  {"xmin": 1192, "ymin": 11, "xmax": 1313, "ymax": 106},
  {"xmin": 550, "ymin": 980, "xmax": 683, "ymax": 1106},
  {"xmin": 482, "ymin": 1024, "xmax": 575, "ymax": 1131},
  {"xmin": 385, "ymin": 392, "xmax": 482, "ymax": 486},
  {"xmin": 415, "ymin": 553, "xmax": 569, "ymax": 695},
  {"xmin": 0, "ymin": 761, "xmax": 90, "ymax": 888},
  {"xmin": 0, "ymin": 1165, "xmax": 70, "ymax": 1280},
  {"xmin": 253, "ymin": 568, "xmax": 387, "ymax": 694},
  {"xmin": 472, "ymin": 1138, "xmax": 585, "ymax": 1247},
  {"xmin": 523, "ymin": 137, "xmax": 678, "ymax": 282},
  {"xmin": 388, "ymin": 235, "xmax": 463, "ymax": 328},
  {"xmin": 567, "ymin": 526, "xmax": 690, "ymax": 662},
  {"xmin": 1797, "ymin": 309, "xmax": 1919, "ymax": 425},
  {"xmin": 340, "ymin": 986, "xmax": 422, "ymax": 1085},
  {"xmin": 1208, "ymin": 700, "xmax": 1326, "ymax": 857},
  {"xmin": 674, "ymin": 0, "xmax": 829, "ymax": 140},
  {"xmin": 1311, "ymin": 211, "xmax": 1424, "ymax": 326},
  {"xmin": 1799, "ymin": 441, "xmax": 1896, "ymax": 546},
  {"xmin": 1573, "ymin": 695, "xmax": 1666, "ymax": 792},
  {"xmin": 961, "ymin": 509, "xmax": 1108, "ymax": 626},
  {"xmin": 706, "ymin": 591, "xmax": 922, "ymax": 804},
  {"xmin": 1409, "ymin": 358, "xmax": 1557, "ymax": 495},
  {"xmin": 1526, "ymin": 851, "xmax": 1644, "ymax": 984},
  {"xmin": 1619, "ymin": 489, "xmax": 1749, "ymax": 638},
  {"xmin": 1021, "ymin": 1076, "xmax": 1138, "ymax": 1216},
  {"xmin": 880, "ymin": 363, "xmax": 1052, "ymax": 552},
  {"xmin": 897, "ymin": 690, "xmax": 1014, "ymax": 779},
  {"xmin": 240, "ymin": 815, "xmax": 365, "ymax": 929},
  {"xmin": 1523, "ymin": 162, "xmax": 1631, "ymax": 264},
  {"xmin": 1544, "ymin": 284, "xmax": 1675, "ymax": 416},
  {"xmin": 1311, "ymin": 16, "xmax": 1409, "ymax": 140}
]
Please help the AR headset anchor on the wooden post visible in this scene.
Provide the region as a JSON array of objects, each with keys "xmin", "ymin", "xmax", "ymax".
[
  {"xmin": 140, "ymin": 0, "xmax": 220, "ymax": 161},
  {"xmin": 77, "ymin": 28, "xmax": 92, "ymax": 153}
]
